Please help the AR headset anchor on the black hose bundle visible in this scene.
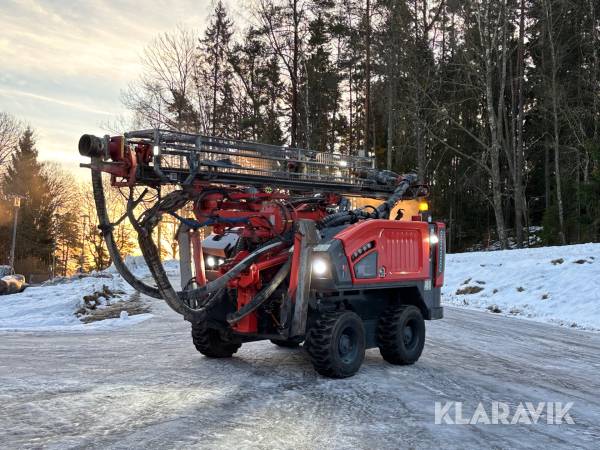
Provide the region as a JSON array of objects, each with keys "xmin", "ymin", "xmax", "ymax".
[
  {"xmin": 92, "ymin": 164, "xmax": 163, "ymax": 299},
  {"xmin": 318, "ymin": 173, "xmax": 418, "ymax": 229}
]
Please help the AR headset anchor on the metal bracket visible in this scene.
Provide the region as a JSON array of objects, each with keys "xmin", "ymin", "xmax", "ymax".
[
  {"xmin": 177, "ymin": 223, "xmax": 193, "ymax": 290},
  {"xmin": 290, "ymin": 219, "xmax": 320, "ymax": 337}
]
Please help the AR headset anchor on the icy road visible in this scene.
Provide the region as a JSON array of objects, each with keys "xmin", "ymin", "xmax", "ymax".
[{"xmin": 1, "ymin": 297, "xmax": 599, "ymax": 449}]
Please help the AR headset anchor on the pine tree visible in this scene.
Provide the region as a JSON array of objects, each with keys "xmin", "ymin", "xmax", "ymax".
[
  {"xmin": 299, "ymin": 5, "xmax": 341, "ymax": 151},
  {"xmin": 230, "ymin": 27, "xmax": 285, "ymax": 144},
  {"xmin": 199, "ymin": 0, "xmax": 236, "ymax": 136},
  {"xmin": 1, "ymin": 128, "xmax": 55, "ymax": 273}
]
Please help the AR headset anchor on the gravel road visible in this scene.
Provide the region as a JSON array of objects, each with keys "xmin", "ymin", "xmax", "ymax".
[{"xmin": 1, "ymin": 295, "xmax": 599, "ymax": 449}]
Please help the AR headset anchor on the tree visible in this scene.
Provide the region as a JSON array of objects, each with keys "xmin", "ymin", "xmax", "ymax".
[
  {"xmin": 123, "ymin": 27, "xmax": 199, "ymax": 131},
  {"xmin": 230, "ymin": 27, "xmax": 285, "ymax": 143},
  {"xmin": 117, "ymin": 0, "xmax": 600, "ymax": 249},
  {"xmin": 1, "ymin": 128, "xmax": 56, "ymax": 274},
  {"xmin": 199, "ymin": 0, "xmax": 236, "ymax": 136},
  {"xmin": 299, "ymin": 4, "xmax": 341, "ymax": 151},
  {"xmin": 540, "ymin": 0, "xmax": 566, "ymax": 244},
  {"xmin": 256, "ymin": 0, "xmax": 307, "ymax": 147},
  {"xmin": 0, "ymin": 112, "xmax": 22, "ymax": 172}
]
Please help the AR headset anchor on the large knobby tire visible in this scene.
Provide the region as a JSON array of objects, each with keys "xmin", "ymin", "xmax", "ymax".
[
  {"xmin": 270, "ymin": 338, "xmax": 302, "ymax": 348},
  {"xmin": 306, "ymin": 311, "xmax": 366, "ymax": 378},
  {"xmin": 191, "ymin": 322, "xmax": 241, "ymax": 358},
  {"xmin": 377, "ymin": 304, "xmax": 425, "ymax": 365}
]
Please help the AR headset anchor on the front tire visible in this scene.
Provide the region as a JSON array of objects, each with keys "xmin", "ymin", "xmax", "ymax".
[
  {"xmin": 191, "ymin": 322, "xmax": 241, "ymax": 358},
  {"xmin": 306, "ymin": 311, "xmax": 366, "ymax": 378},
  {"xmin": 377, "ymin": 304, "xmax": 425, "ymax": 365}
]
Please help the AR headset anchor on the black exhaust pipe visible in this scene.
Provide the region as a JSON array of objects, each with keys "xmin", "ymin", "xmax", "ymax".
[{"xmin": 78, "ymin": 134, "xmax": 104, "ymax": 158}]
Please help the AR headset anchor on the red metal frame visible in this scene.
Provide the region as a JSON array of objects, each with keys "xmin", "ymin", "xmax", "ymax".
[
  {"xmin": 191, "ymin": 230, "xmax": 207, "ymax": 287},
  {"xmin": 98, "ymin": 136, "xmax": 444, "ymax": 335}
]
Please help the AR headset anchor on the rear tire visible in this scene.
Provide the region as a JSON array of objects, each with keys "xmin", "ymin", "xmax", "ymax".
[
  {"xmin": 306, "ymin": 311, "xmax": 365, "ymax": 378},
  {"xmin": 377, "ymin": 305, "xmax": 425, "ymax": 365},
  {"xmin": 191, "ymin": 322, "xmax": 241, "ymax": 358}
]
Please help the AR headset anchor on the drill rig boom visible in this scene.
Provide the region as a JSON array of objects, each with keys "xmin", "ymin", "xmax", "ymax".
[{"xmin": 79, "ymin": 129, "xmax": 420, "ymax": 199}]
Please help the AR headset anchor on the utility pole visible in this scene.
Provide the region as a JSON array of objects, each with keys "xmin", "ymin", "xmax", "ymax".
[
  {"xmin": 51, "ymin": 213, "xmax": 59, "ymax": 279},
  {"xmin": 80, "ymin": 214, "xmax": 89, "ymax": 272},
  {"xmin": 9, "ymin": 196, "xmax": 21, "ymax": 273},
  {"xmin": 157, "ymin": 219, "xmax": 162, "ymax": 260}
]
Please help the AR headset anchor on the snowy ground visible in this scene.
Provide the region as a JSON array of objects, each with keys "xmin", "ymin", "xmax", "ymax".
[
  {"xmin": 442, "ymin": 243, "xmax": 600, "ymax": 331},
  {"xmin": 1, "ymin": 294, "xmax": 599, "ymax": 448},
  {"xmin": 2, "ymin": 244, "xmax": 597, "ymax": 333},
  {"xmin": 1, "ymin": 246, "xmax": 599, "ymax": 447}
]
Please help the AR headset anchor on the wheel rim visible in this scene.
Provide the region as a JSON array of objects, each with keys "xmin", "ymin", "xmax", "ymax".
[
  {"xmin": 338, "ymin": 326, "xmax": 358, "ymax": 364},
  {"xmin": 403, "ymin": 318, "xmax": 419, "ymax": 350}
]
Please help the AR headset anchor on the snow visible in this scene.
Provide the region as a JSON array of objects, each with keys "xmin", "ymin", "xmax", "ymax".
[
  {"xmin": 2, "ymin": 243, "xmax": 598, "ymax": 333},
  {"xmin": 0, "ymin": 257, "xmax": 169, "ymax": 332},
  {"xmin": 443, "ymin": 243, "xmax": 600, "ymax": 331},
  {"xmin": 1, "ymin": 306, "xmax": 599, "ymax": 448},
  {"xmin": 1, "ymin": 246, "xmax": 599, "ymax": 447}
]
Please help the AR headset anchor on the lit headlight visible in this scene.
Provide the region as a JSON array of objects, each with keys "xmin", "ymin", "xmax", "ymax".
[
  {"xmin": 312, "ymin": 258, "xmax": 329, "ymax": 277},
  {"xmin": 206, "ymin": 256, "xmax": 216, "ymax": 268},
  {"xmin": 429, "ymin": 234, "xmax": 439, "ymax": 245}
]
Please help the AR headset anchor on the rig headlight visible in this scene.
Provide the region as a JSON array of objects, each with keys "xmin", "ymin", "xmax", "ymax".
[
  {"xmin": 206, "ymin": 256, "xmax": 217, "ymax": 268},
  {"xmin": 312, "ymin": 258, "xmax": 330, "ymax": 277},
  {"xmin": 429, "ymin": 233, "xmax": 439, "ymax": 245}
]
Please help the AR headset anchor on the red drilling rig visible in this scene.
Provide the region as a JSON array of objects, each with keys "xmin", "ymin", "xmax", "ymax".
[{"xmin": 79, "ymin": 130, "xmax": 445, "ymax": 378}]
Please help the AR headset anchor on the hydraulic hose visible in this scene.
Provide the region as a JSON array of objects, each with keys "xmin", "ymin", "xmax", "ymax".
[
  {"xmin": 92, "ymin": 162, "xmax": 285, "ymax": 320},
  {"xmin": 318, "ymin": 173, "xmax": 418, "ymax": 229},
  {"xmin": 91, "ymin": 161, "xmax": 162, "ymax": 299},
  {"xmin": 137, "ymin": 226, "xmax": 285, "ymax": 321}
]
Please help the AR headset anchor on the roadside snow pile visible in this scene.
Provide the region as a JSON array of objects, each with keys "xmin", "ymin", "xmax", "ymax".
[
  {"xmin": 106, "ymin": 255, "xmax": 180, "ymax": 278},
  {"xmin": 0, "ymin": 257, "xmax": 171, "ymax": 332},
  {"xmin": 443, "ymin": 243, "xmax": 600, "ymax": 330}
]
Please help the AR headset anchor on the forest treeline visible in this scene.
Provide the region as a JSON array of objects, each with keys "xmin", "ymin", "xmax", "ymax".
[
  {"xmin": 122, "ymin": 0, "xmax": 600, "ymax": 250},
  {"xmin": 2, "ymin": 0, "xmax": 600, "ymax": 277}
]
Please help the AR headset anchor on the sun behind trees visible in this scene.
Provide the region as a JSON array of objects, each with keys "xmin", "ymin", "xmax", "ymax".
[{"xmin": 0, "ymin": 125, "xmax": 154, "ymax": 279}]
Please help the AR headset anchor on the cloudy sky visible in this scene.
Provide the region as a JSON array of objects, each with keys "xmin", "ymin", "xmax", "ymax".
[{"xmin": 0, "ymin": 0, "xmax": 245, "ymax": 173}]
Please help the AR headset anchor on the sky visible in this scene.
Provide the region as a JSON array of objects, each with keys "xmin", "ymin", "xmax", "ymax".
[{"xmin": 0, "ymin": 0, "xmax": 245, "ymax": 174}]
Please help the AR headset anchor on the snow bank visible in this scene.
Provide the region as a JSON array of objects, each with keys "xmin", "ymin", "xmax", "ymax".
[
  {"xmin": 0, "ymin": 256, "xmax": 182, "ymax": 332},
  {"xmin": 106, "ymin": 255, "xmax": 180, "ymax": 278},
  {"xmin": 0, "ymin": 262, "xmax": 156, "ymax": 332},
  {"xmin": 443, "ymin": 243, "xmax": 600, "ymax": 330}
]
